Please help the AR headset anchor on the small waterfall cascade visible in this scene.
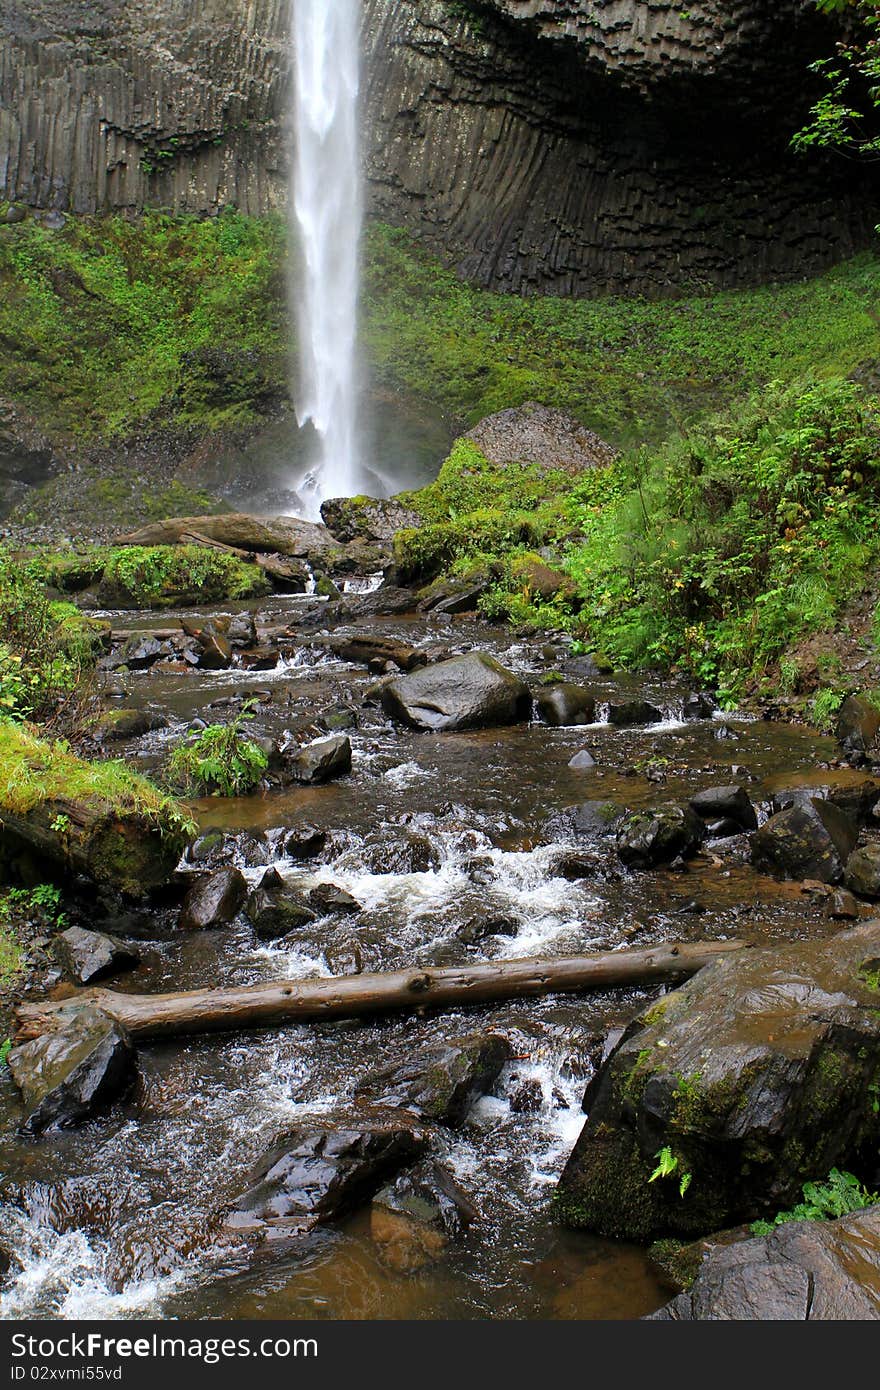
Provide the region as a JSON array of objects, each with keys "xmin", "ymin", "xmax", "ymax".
[{"xmin": 290, "ymin": 0, "xmax": 363, "ymax": 518}]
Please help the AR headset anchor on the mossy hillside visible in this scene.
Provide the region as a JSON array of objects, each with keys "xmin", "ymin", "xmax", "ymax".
[
  {"xmin": 1, "ymin": 211, "xmax": 879, "ymax": 448},
  {"xmin": 34, "ymin": 544, "xmax": 270, "ymax": 608},
  {"xmin": 363, "ymin": 224, "xmax": 880, "ymax": 445},
  {"xmin": 0, "ymin": 210, "xmax": 286, "ymax": 438}
]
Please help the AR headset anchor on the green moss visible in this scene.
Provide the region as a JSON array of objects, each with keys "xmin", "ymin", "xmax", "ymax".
[
  {"xmin": 28, "ymin": 544, "xmax": 268, "ymax": 609},
  {"xmin": 0, "ymin": 721, "xmax": 194, "ymax": 843}
]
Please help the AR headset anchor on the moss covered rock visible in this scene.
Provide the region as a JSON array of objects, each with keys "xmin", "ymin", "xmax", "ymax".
[{"xmin": 556, "ymin": 923, "xmax": 880, "ymax": 1241}]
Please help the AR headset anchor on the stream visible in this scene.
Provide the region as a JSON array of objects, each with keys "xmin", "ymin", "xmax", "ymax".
[{"xmin": 0, "ymin": 589, "xmax": 847, "ymax": 1321}]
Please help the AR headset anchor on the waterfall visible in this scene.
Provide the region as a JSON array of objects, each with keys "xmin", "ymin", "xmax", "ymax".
[{"xmin": 290, "ymin": 0, "xmax": 362, "ymax": 519}]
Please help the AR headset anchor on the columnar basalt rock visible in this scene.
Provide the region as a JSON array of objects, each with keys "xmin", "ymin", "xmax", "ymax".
[{"xmin": 0, "ymin": 0, "xmax": 875, "ymax": 294}]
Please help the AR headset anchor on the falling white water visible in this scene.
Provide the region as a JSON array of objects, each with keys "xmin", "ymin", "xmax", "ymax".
[{"xmin": 290, "ymin": 0, "xmax": 363, "ymax": 519}]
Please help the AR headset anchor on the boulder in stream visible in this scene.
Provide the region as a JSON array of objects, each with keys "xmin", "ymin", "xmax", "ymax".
[
  {"xmin": 763, "ymin": 769, "xmax": 880, "ymax": 824},
  {"xmin": 178, "ymin": 867, "xmax": 248, "ymax": 931},
  {"xmin": 283, "ymin": 735, "xmax": 352, "ymax": 785},
  {"xmin": 689, "ymin": 785, "xmax": 758, "ymax": 833},
  {"xmin": 244, "ymin": 885, "xmax": 317, "ymax": 939},
  {"xmin": 750, "ymin": 798, "xmax": 858, "ymax": 883},
  {"xmin": 354, "ymin": 1033, "xmax": 512, "ymax": 1127},
  {"xmin": 845, "ymin": 843, "xmax": 880, "ymax": 899},
  {"xmin": 53, "ymin": 926, "xmax": 140, "ymax": 985},
  {"xmin": 381, "ymin": 653, "xmax": 531, "ymax": 733},
  {"xmin": 535, "ymin": 683, "xmax": 596, "ymax": 727},
  {"xmin": 370, "ymin": 1159, "xmax": 478, "ymax": 1272},
  {"xmin": 308, "ymin": 883, "xmax": 362, "ymax": 916},
  {"xmin": 555, "ymin": 923, "xmax": 880, "ymax": 1241},
  {"xmin": 616, "ymin": 803, "xmax": 706, "ymax": 868},
  {"xmin": 332, "ymin": 634, "xmax": 427, "ymax": 673},
  {"xmin": 226, "ymin": 1117, "xmax": 428, "ymax": 1234},
  {"xmin": 836, "ymin": 694, "xmax": 880, "ymax": 757},
  {"xmin": 650, "ymin": 1206, "xmax": 880, "ymax": 1320},
  {"xmin": 608, "ymin": 699, "xmax": 663, "ymax": 727},
  {"xmin": 9, "ymin": 1006, "xmax": 136, "ymax": 1136}
]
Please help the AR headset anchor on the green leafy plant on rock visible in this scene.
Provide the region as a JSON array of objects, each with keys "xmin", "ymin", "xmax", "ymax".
[
  {"xmin": 166, "ymin": 707, "xmax": 268, "ymax": 798},
  {"xmin": 751, "ymin": 1167, "xmax": 878, "ymax": 1236}
]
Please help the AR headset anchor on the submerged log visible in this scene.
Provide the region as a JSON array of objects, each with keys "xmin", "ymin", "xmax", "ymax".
[{"xmin": 14, "ymin": 940, "xmax": 746, "ymax": 1043}]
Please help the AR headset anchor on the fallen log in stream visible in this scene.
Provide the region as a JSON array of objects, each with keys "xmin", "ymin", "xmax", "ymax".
[{"xmin": 15, "ymin": 939, "xmax": 747, "ymax": 1043}]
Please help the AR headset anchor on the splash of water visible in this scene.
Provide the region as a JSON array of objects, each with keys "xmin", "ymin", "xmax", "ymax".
[{"xmin": 290, "ymin": 0, "xmax": 363, "ymax": 519}]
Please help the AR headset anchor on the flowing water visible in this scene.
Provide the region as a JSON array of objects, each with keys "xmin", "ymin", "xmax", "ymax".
[
  {"xmin": 0, "ymin": 594, "xmax": 849, "ymax": 1321},
  {"xmin": 290, "ymin": 0, "xmax": 363, "ymax": 516}
]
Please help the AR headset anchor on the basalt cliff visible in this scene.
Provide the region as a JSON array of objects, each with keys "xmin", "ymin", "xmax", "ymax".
[{"xmin": 0, "ymin": 0, "xmax": 876, "ymax": 293}]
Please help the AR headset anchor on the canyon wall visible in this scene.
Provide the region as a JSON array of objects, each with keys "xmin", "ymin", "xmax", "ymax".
[{"xmin": 0, "ymin": 0, "xmax": 875, "ymax": 294}]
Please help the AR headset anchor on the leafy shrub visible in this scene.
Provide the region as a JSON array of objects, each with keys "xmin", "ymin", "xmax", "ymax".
[
  {"xmin": 99, "ymin": 545, "xmax": 269, "ymax": 607},
  {"xmin": 166, "ymin": 710, "xmax": 268, "ymax": 797},
  {"xmin": 751, "ymin": 1168, "xmax": 878, "ymax": 1236},
  {"xmin": 0, "ymin": 549, "xmax": 103, "ymax": 724}
]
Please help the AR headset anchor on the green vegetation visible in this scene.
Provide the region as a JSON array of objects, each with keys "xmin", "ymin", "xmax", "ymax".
[
  {"xmin": 0, "ymin": 883, "xmax": 66, "ymax": 993},
  {"xmin": 794, "ymin": 1, "xmax": 880, "ymax": 162},
  {"xmin": 751, "ymin": 1168, "xmax": 878, "ymax": 1235},
  {"xmin": 0, "ymin": 210, "xmax": 286, "ymax": 437},
  {"xmin": 30, "ymin": 543, "xmax": 269, "ymax": 609},
  {"xmin": 0, "ymin": 549, "xmax": 107, "ymax": 723},
  {"xmin": 363, "ymin": 224, "xmax": 880, "ymax": 445},
  {"xmin": 165, "ymin": 708, "xmax": 268, "ymax": 797},
  {"xmin": 0, "ymin": 720, "xmax": 195, "ymax": 841}
]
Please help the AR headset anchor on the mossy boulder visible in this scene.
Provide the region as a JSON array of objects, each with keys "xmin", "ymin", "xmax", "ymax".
[
  {"xmin": 555, "ymin": 923, "xmax": 880, "ymax": 1241},
  {"xmin": 320, "ymin": 495, "xmax": 420, "ymax": 545},
  {"xmin": 354, "ymin": 1034, "xmax": 512, "ymax": 1127},
  {"xmin": 750, "ymin": 798, "xmax": 858, "ymax": 884}
]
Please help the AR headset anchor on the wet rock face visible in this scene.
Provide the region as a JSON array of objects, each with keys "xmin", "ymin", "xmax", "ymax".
[
  {"xmin": 651, "ymin": 1206, "xmax": 880, "ymax": 1320},
  {"xmin": 371, "ymin": 1159, "xmax": 477, "ymax": 1272},
  {"xmin": 845, "ymin": 845, "xmax": 880, "ymax": 900},
  {"xmin": 354, "ymin": 1034, "xmax": 513, "ymax": 1128},
  {"xmin": 1, "ymin": 2, "xmax": 872, "ymax": 296},
  {"xmin": 53, "ymin": 926, "xmax": 140, "ymax": 985},
  {"xmin": 556, "ymin": 924, "xmax": 880, "ymax": 1241},
  {"xmin": 616, "ymin": 803, "xmax": 706, "ymax": 868},
  {"xmin": 9, "ymin": 1007, "xmax": 135, "ymax": 1136},
  {"xmin": 536, "ymin": 683, "xmax": 596, "ymax": 728},
  {"xmin": 837, "ymin": 695, "xmax": 880, "ymax": 758},
  {"xmin": 381, "ymin": 653, "xmax": 532, "ymax": 733},
  {"xmin": 178, "ymin": 867, "xmax": 248, "ymax": 932},
  {"xmin": 227, "ymin": 1118, "xmax": 428, "ymax": 1233},
  {"xmin": 282, "ymin": 735, "xmax": 352, "ymax": 786},
  {"xmin": 750, "ymin": 798, "xmax": 858, "ymax": 884},
  {"xmin": 608, "ymin": 700, "xmax": 663, "ymax": 728}
]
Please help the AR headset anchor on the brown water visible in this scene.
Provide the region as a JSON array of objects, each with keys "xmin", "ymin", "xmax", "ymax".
[{"xmin": 0, "ymin": 596, "xmax": 851, "ymax": 1320}]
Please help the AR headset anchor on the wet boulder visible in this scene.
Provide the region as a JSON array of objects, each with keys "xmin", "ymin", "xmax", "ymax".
[
  {"xmin": 308, "ymin": 883, "xmax": 362, "ymax": 916},
  {"xmin": 244, "ymin": 885, "xmax": 317, "ymax": 940},
  {"xmin": 9, "ymin": 1007, "xmax": 136, "ymax": 1136},
  {"xmin": 226, "ymin": 1117, "xmax": 428, "ymax": 1233},
  {"xmin": 279, "ymin": 824, "xmax": 328, "ymax": 860},
  {"xmin": 354, "ymin": 1034, "xmax": 512, "ymax": 1127},
  {"xmin": 750, "ymin": 798, "xmax": 858, "ymax": 883},
  {"xmin": 616, "ymin": 804, "xmax": 706, "ymax": 868},
  {"xmin": 456, "ymin": 915, "xmax": 518, "ymax": 946},
  {"xmin": 239, "ymin": 647, "xmax": 281, "ymax": 671},
  {"xmin": 568, "ymin": 749, "xmax": 597, "ymax": 770},
  {"xmin": 283, "ymin": 734, "xmax": 352, "ymax": 785},
  {"xmin": 332, "ymin": 634, "xmax": 427, "ymax": 673},
  {"xmin": 381, "ymin": 654, "xmax": 531, "ymax": 733},
  {"xmin": 555, "ymin": 923, "xmax": 880, "ymax": 1241},
  {"xmin": 535, "ymin": 683, "xmax": 596, "ymax": 727},
  {"xmin": 91, "ymin": 709, "xmax": 168, "ymax": 743},
  {"xmin": 364, "ymin": 833, "xmax": 439, "ymax": 875},
  {"xmin": 836, "ymin": 695, "xmax": 880, "ymax": 757},
  {"xmin": 608, "ymin": 700, "xmax": 663, "ymax": 727},
  {"xmin": 180, "ymin": 618, "xmax": 233, "ymax": 671},
  {"xmin": 689, "ymin": 786, "xmax": 758, "ymax": 833},
  {"xmin": 226, "ymin": 613, "xmax": 257, "ymax": 648},
  {"xmin": 763, "ymin": 770, "xmax": 880, "ymax": 825},
  {"xmin": 178, "ymin": 867, "xmax": 248, "ymax": 931},
  {"xmin": 682, "ymin": 692, "xmax": 717, "ymax": 720},
  {"xmin": 53, "ymin": 926, "xmax": 140, "ymax": 986},
  {"xmin": 120, "ymin": 635, "xmax": 171, "ymax": 670},
  {"xmin": 651, "ymin": 1206, "xmax": 880, "ymax": 1320},
  {"xmin": 844, "ymin": 844, "xmax": 880, "ymax": 899},
  {"xmin": 370, "ymin": 1159, "xmax": 478, "ymax": 1272},
  {"xmin": 550, "ymin": 800, "xmax": 626, "ymax": 844},
  {"xmin": 255, "ymin": 554, "xmax": 310, "ymax": 592}
]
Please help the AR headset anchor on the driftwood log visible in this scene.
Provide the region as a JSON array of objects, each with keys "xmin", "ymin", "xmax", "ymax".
[
  {"xmin": 14, "ymin": 940, "xmax": 747, "ymax": 1043},
  {"xmin": 0, "ymin": 796, "xmax": 182, "ymax": 898}
]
